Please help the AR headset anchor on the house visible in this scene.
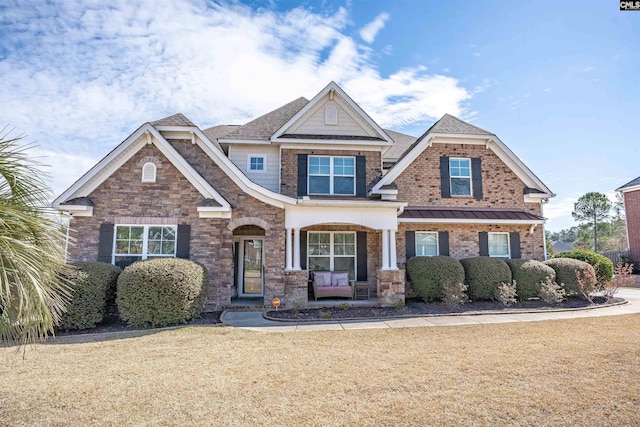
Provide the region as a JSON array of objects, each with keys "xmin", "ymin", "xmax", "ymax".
[
  {"xmin": 53, "ymin": 82, "xmax": 554, "ymax": 309},
  {"xmin": 617, "ymin": 176, "xmax": 640, "ymax": 262}
]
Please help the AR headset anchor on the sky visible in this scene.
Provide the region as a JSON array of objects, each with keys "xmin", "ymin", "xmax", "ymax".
[{"xmin": 1, "ymin": 0, "xmax": 638, "ymax": 231}]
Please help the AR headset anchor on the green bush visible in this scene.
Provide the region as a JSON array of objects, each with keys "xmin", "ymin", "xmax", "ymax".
[
  {"xmin": 116, "ymin": 258, "xmax": 208, "ymax": 327},
  {"xmin": 58, "ymin": 262, "xmax": 122, "ymax": 330},
  {"xmin": 544, "ymin": 258, "xmax": 596, "ymax": 297},
  {"xmin": 552, "ymin": 250, "xmax": 613, "ymax": 285},
  {"xmin": 406, "ymin": 256, "xmax": 466, "ymax": 302},
  {"xmin": 506, "ymin": 259, "xmax": 556, "ymax": 301},
  {"xmin": 460, "ymin": 257, "xmax": 512, "ymax": 300}
]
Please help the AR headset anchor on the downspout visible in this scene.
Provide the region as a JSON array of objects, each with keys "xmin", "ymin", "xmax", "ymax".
[
  {"xmin": 541, "ymin": 200, "xmax": 548, "ymax": 260},
  {"xmin": 64, "ymin": 212, "xmax": 71, "ymax": 263}
]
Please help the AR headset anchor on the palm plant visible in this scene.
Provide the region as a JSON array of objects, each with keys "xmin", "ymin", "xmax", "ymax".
[{"xmin": 0, "ymin": 127, "xmax": 70, "ymax": 345}]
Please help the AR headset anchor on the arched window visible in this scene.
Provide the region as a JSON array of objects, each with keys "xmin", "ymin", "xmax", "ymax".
[
  {"xmin": 141, "ymin": 162, "xmax": 157, "ymax": 183},
  {"xmin": 325, "ymin": 105, "xmax": 338, "ymax": 125}
]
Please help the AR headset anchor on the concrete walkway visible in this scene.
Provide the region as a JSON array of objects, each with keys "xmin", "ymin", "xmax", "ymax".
[{"xmin": 221, "ymin": 288, "xmax": 640, "ymax": 332}]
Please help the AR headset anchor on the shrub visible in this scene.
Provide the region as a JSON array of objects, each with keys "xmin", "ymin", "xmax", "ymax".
[
  {"xmin": 58, "ymin": 262, "xmax": 122, "ymax": 330},
  {"xmin": 442, "ymin": 282, "xmax": 469, "ymax": 308},
  {"xmin": 460, "ymin": 257, "xmax": 512, "ymax": 300},
  {"xmin": 539, "ymin": 278, "xmax": 566, "ymax": 304},
  {"xmin": 495, "ymin": 282, "xmax": 517, "ymax": 306},
  {"xmin": 552, "ymin": 250, "xmax": 614, "ymax": 285},
  {"xmin": 506, "ymin": 259, "xmax": 556, "ymax": 300},
  {"xmin": 543, "ymin": 258, "xmax": 596, "ymax": 298},
  {"xmin": 406, "ymin": 256, "xmax": 466, "ymax": 302},
  {"xmin": 116, "ymin": 258, "xmax": 208, "ymax": 327}
]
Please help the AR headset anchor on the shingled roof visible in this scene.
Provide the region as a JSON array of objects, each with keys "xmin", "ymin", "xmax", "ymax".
[
  {"xmin": 202, "ymin": 124, "xmax": 240, "ymax": 141},
  {"xmin": 429, "ymin": 113, "xmax": 493, "ymax": 135},
  {"xmin": 221, "ymin": 97, "xmax": 309, "ymax": 141},
  {"xmin": 617, "ymin": 176, "xmax": 640, "ymax": 191},
  {"xmin": 382, "ymin": 129, "xmax": 418, "ymax": 160},
  {"xmin": 151, "ymin": 113, "xmax": 197, "ymax": 127}
]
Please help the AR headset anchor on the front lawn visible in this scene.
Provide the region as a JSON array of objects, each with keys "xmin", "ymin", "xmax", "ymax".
[{"xmin": 2, "ymin": 315, "xmax": 639, "ymax": 426}]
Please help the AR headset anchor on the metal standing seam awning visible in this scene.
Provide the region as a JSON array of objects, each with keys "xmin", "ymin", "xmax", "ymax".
[{"xmin": 398, "ymin": 206, "xmax": 546, "ymax": 225}]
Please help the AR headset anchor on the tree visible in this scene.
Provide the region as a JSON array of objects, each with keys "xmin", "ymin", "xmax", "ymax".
[
  {"xmin": 572, "ymin": 192, "xmax": 612, "ymax": 252},
  {"xmin": 0, "ymin": 128, "xmax": 70, "ymax": 344}
]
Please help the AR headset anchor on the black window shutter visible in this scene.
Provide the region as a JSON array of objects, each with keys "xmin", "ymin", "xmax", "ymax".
[
  {"xmin": 356, "ymin": 231, "xmax": 367, "ymax": 281},
  {"xmin": 440, "ymin": 156, "xmax": 451, "ymax": 198},
  {"xmin": 300, "ymin": 231, "xmax": 307, "ymax": 269},
  {"xmin": 472, "ymin": 157, "xmax": 483, "ymax": 200},
  {"xmin": 355, "ymin": 155, "xmax": 366, "ymax": 197},
  {"xmin": 405, "ymin": 231, "xmax": 416, "ymax": 261},
  {"xmin": 97, "ymin": 223, "xmax": 114, "ymax": 263},
  {"xmin": 479, "ymin": 232, "xmax": 489, "ymax": 256},
  {"xmin": 438, "ymin": 231, "xmax": 450, "ymax": 256},
  {"xmin": 510, "ymin": 232, "xmax": 521, "ymax": 259},
  {"xmin": 297, "ymin": 154, "xmax": 308, "ymax": 197},
  {"xmin": 176, "ymin": 224, "xmax": 191, "ymax": 259}
]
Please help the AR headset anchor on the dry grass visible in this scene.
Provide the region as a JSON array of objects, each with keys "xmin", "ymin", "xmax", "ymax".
[{"xmin": 2, "ymin": 315, "xmax": 640, "ymax": 426}]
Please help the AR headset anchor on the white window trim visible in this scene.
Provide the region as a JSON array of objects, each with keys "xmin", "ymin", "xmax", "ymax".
[
  {"xmin": 488, "ymin": 232, "xmax": 510, "ymax": 258},
  {"xmin": 450, "ymin": 157, "xmax": 472, "ymax": 197},
  {"xmin": 112, "ymin": 224, "xmax": 178, "ymax": 264},
  {"xmin": 247, "ymin": 154, "xmax": 266, "ymax": 173},
  {"xmin": 307, "ymin": 231, "xmax": 357, "ymax": 277},
  {"xmin": 325, "ymin": 105, "xmax": 338, "ymax": 125},
  {"xmin": 415, "ymin": 231, "xmax": 439, "ymax": 257},
  {"xmin": 308, "ymin": 155, "xmax": 356, "ymax": 195},
  {"xmin": 141, "ymin": 162, "xmax": 157, "ymax": 183}
]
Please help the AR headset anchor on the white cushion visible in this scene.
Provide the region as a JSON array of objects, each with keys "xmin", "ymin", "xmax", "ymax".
[{"xmin": 331, "ymin": 271, "xmax": 349, "ymax": 287}]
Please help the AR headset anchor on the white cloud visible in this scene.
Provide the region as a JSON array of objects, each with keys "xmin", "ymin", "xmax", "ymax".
[
  {"xmin": 359, "ymin": 12, "xmax": 389, "ymax": 43},
  {"xmin": 0, "ymin": 1, "xmax": 472, "ymax": 195}
]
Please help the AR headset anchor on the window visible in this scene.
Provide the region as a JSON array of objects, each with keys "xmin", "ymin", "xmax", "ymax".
[
  {"xmin": 308, "ymin": 232, "xmax": 356, "ymax": 279},
  {"xmin": 308, "ymin": 156, "xmax": 355, "ymax": 195},
  {"xmin": 248, "ymin": 155, "xmax": 265, "ymax": 172},
  {"xmin": 113, "ymin": 225, "xmax": 177, "ymax": 268},
  {"xmin": 325, "ymin": 105, "xmax": 338, "ymax": 125},
  {"xmin": 488, "ymin": 232, "xmax": 510, "ymax": 258},
  {"xmin": 141, "ymin": 162, "xmax": 157, "ymax": 183},
  {"xmin": 450, "ymin": 158, "xmax": 471, "ymax": 196},
  {"xmin": 416, "ymin": 232, "xmax": 438, "ymax": 256}
]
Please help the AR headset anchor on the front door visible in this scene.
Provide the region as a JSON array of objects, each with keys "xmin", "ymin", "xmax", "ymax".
[{"xmin": 237, "ymin": 238, "xmax": 264, "ymax": 297}]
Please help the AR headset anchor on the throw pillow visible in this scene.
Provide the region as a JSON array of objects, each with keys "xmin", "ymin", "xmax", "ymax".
[
  {"xmin": 337, "ymin": 278, "xmax": 349, "ymax": 287},
  {"xmin": 332, "ymin": 272, "xmax": 349, "ymax": 286}
]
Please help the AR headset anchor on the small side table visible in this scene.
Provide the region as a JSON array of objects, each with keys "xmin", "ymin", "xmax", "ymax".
[{"xmin": 353, "ymin": 282, "xmax": 370, "ymax": 300}]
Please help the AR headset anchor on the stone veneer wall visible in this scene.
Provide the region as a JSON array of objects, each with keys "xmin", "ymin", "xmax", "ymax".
[
  {"xmin": 377, "ymin": 269, "xmax": 405, "ymax": 306},
  {"xmin": 280, "ymin": 148, "xmax": 382, "ymax": 197},
  {"xmin": 69, "ymin": 141, "xmax": 287, "ymax": 310},
  {"xmin": 394, "ymin": 143, "xmax": 542, "ymax": 214}
]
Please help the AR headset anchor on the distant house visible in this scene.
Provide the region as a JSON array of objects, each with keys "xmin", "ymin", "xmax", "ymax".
[
  {"xmin": 53, "ymin": 81, "xmax": 554, "ymax": 310},
  {"xmin": 552, "ymin": 241, "xmax": 572, "ymax": 253},
  {"xmin": 617, "ymin": 176, "xmax": 640, "ymax": 261}
]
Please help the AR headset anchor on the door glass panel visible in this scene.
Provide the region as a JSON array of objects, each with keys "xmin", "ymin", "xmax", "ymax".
[{"xmin": 242, "ymin": 239, "xmax": 263, "ymax": 295}]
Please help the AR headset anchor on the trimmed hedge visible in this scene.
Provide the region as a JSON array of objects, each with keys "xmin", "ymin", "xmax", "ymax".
[
  {"xmin": 460, "ymin": 257, "xmax": 512, "ymax": 300},
  {"xmin": 506, "ymin": 259, "xmax": 556, "ymax": 301},
  {"xmin": 116, "ymin": 258, "xmax": 208, "ymax": 327},
  {"xmin": 58, "ymin": 262, "xmax": 122, "ymax": 330},
  {"xmin": 552, "ymin": 250, "xmax": 613, "ymax": 285},
  {"xmin": 406, "ymin": 256, "xmax": 466, "ymax": 302},
  {"xmin": 544, "ymin": 258, "xmax": 596, "ymax": 297}
]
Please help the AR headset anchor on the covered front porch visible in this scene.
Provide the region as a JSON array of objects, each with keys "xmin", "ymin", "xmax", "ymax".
[{"xmin": 282, "ymin": 202, "xmax": 407, "ymax": 308}]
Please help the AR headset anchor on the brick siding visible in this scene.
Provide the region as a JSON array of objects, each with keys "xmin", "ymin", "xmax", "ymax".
[{"xmin": 624, "ymin": 190, "xmax": 640, "ymax": 262}]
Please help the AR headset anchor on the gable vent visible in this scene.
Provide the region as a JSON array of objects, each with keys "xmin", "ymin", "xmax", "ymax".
[
  {"xmin": 325, "ymin": 105, "xmax": 338, "ymax": 125},
  {"xmin": 141, "ymin": 162, "xmax": 157, "ymax": 183}
]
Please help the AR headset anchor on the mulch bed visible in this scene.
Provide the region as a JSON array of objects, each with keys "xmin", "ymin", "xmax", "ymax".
[
  {"xmin": 266, "ymin": 296, "xmax": 626, "ymax": 321},
  {"xmin": 55, "ymin": 311, "xmax": 223, "ymax": 337}
]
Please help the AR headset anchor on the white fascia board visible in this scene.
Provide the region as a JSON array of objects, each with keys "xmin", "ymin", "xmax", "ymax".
[
  {"xmin": 271, "ymin": 81, "xmax": 393, "ymax": 144},
  {"xmin": 398, "ymin": 218, "xmax": 546, "ymax": 225},
  {"xmin": 279, "ymin": 143, "xmax": 384, "ymax": 152},
  {"xmin": 618, "ymin": 185, "xmax": 640, "ymax": 193},
  {"xmin": 58, "ymin": 205, "xmax": 94, "ymax": 216},
  {"xmin": 191, "ymin": 128, "xmax": 297, "ymax": 208},
  {"xmin": 275, "ymin": 139, "xmax": 391, "ymax": 147},
  {"xmin": 297, "ymin": 198, "xmax": 407, "ymax": 209},
  {"xmin": 285, "ymin": 204, "xmax": 401, "ymax": 231},
  {"xmin": 524, "ymin": 194, "xmax": 550, "ymax": 203},
  {"xmin": 371, "ymin": 134, "xmax": 434, "ymax": 194}
]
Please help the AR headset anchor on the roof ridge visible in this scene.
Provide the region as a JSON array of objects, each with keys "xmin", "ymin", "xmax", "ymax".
[
  {"xmin": 222, "ymin": 97, "xmax": 309, "ymax": 140},
  {"xmin": 150, "ymin": 112, "xmax": 197, "ymax": 127}
]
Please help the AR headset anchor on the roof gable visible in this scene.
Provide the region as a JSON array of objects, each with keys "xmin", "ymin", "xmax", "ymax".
[
  {"xmin": 151, "ymin": 113, "xmax": 197, "ymax": 127},
  {"xmin": 371, "ymin": 114, "xmax": 553, "ymax": 198},
  {"xmin": 617, "ymin": 176, "xmax": 640, "ymax": 192},
  {"xmin": 271, "ymin": 81, "xmax": 392, "ymax": 146}
]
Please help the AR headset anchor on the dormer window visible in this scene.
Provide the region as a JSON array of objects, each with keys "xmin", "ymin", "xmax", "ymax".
[
  {"xmin": 141, "ymin": 162, "xmax": 157, "ymax": 183},
  {"xmin": 324, "ymin": 105, "xmax": 338, "ymax": 125}
]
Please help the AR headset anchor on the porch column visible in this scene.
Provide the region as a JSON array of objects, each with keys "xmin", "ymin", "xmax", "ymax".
[
  {"xmin": 293, "ymin": 228, "xmax": 301, "ymax": 270},
  {"xmin": 381, "ymin": 229, "xmax": 390, "ymax": 270},
  {"xmin": 389, "ymin": 229, "xmax": 397, "ymax": 270},
  {"xmin": 285, "ymin": 228, "xmax": 293, "ymax": 270}
]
